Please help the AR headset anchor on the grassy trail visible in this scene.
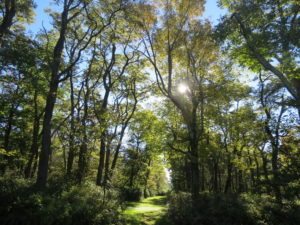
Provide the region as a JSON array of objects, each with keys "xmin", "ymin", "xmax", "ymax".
[{"xmin": 123, "ymin": 196, "xmax": 170, "ymax": 225}]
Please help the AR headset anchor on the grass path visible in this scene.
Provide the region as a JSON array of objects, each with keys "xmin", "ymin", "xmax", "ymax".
[{"xmin": 123, "ymin": 196, "xmax": 170, "ymax": 225}]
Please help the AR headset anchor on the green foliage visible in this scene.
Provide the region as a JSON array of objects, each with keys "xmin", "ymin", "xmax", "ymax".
[
  {"xmin": 117, "ymin": 110, "xmax": 169, "ymax": 201},
  {"xmin": 167, "ymin": 191, "xmax": 300, "ymax": 225},
  {"xmin": 0, "ymin": 177, "xmax": 123, "ymax": 225},
  {"xmin": 0, "ymin": 1, "xmax": 300, "ymax": 224}
]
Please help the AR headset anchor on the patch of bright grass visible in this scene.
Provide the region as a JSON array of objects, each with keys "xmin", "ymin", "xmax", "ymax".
[{"xmin": 123, "ymin": 196, "xmax": 169, "ymax": 225}]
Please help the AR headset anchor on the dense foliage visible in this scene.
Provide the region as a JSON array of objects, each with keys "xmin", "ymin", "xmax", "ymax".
[
  {"xmin": 167, "ymin": 192, "xmax": 300, "ymax": 225},
  {"xmin": 0, "ymin": 176, "xmax": 123, "ymax": 225},
  {"xmin": 0, "ymin": 0, "xmax": 299, "ymax": 224}
]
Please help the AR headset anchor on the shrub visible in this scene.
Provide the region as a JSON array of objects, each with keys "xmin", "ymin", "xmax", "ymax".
[
  {"xmin": 167, "ymin": 192, "xmax": 255, "ymax": 225},
  {"xmin": 166, "ymin": 192, "xmax": 300, "ymax": 225},
  {"xmin": 0, "ymin": 177, "xmax": 123, "ymax": 225}
]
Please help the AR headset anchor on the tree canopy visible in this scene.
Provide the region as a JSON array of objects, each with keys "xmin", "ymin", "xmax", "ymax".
[{"xmin": 0, "ymin": 1, "xmax": 299, "ymax": 225}]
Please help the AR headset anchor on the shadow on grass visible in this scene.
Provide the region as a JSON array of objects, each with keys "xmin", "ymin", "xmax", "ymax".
[
  {"xmin": 146, "ymin": 196, "xmax": 167, "ymax": 206},
  {"xmin": 124, "ymin": 215, "xmax": 147, "ymax": 225},
  {"xmin": 154, "ymin": 214, "xmax": 173, "ymax": 225}
]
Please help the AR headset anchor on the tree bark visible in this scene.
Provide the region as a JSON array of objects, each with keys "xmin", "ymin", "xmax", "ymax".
[
  {"xmin": 103, "ymin": 138, "xmax": 112, "ymax": 186},
  {"xmin": 96, "ymin": 132, "xmax": 106, "ymax": 186},
  {"xmin": 189, "ymin": 119, "xmax": 200, "ymax": 200},
  {"xmin": 225, "ymin": 159, "xmax": 233, "ymax": 193},
  {"xmin": 77, "ymin": 75, "xmax": 90, "ymax": 184},
  {"xmin": 36, "ymin": 80, "xmax": 59, "ymax": 187},
  {"xmin": 36, "ymin": 1, "xmax": 69, "ymax": 187},
  {"xmin": 24, "ymin": 90, "xmax": 40, "ymax": 178},
  {"xmin": 0, "ymin": 0, "xmax": 16, "ymax": 41},
  {"xmin": 67, "ymin": 74, "xmax": 75, "ymax": 175}
]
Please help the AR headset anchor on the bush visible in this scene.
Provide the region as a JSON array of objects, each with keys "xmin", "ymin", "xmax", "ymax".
[
  {"xmin": 166, "ymin": 192, "xmax": 300, "ymax": 225},
  {"xmin": 167, "ymin": 192, "xmax": 255, "ymax": 225},
  {"xmin": 0, "ymin": 177, "xmax": 123, "ymax": 225}
]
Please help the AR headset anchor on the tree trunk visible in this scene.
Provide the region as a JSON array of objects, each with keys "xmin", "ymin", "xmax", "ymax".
[
  {"xmin": 67, "ymin": 74, "xmax": 75, "ymax": 175},
  {"xmin": 77, "ymin": 142, "xmax": 87, "ymax": 184},
  {"xmin": 36, "ymin": 80, "xmax": 59, "ymax": 187},
  {"xmin": 213, "ymin": 161, "xmax": 219, "ymax": 192},
  {"xmin": 25, "ymin": 90, "xmax": 40, "ymax": 178},
  {"xmin": 96, "ymin": 132, "xmax": 106, "ymax": 185},
  {"xmin": 31, "ymin": 150, "xmax": 39, "ymax": 178},
  {"xmin": 225, "ymin": 160, "xmax": 233, "ymax": 193},
  {"xmin": 36, "ymin": 2, "xmax": 69, "ymax": 188},
  {"xmin": 271, "ymin": 146, "xmax": 282, "ymax": 204},
  {"xmin": 185, "ymin": 157, "xmax": 191, "ymax": 191},
  {"xmin": 111, "ymin": 127, "xmax": 126, "ymax": 172},
  {"xmin": 189, "ymin": 125, "xmax": 200, "ymax": 201},
  {"xmin": 103, "ymin": 139, "xmax": 112, "ymax": 186},
  {"xmin": 96, "ymin": 77, "xmax": 110, "ymax": 186},
  {"xmin": 3, "ymin": 103, "xmax": 15, "ymax": 152},
  {"xmin": 77, "ymin": 76, "xmax": 90, "ymax": 184},
  {"xmin": 0, "ymin": 0, "xmax": 16, "ymax": 41}
]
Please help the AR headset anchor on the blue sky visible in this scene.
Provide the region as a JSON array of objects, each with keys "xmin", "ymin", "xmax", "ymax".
[
  {"xmin": 27, "ymin": 0, "xmax": 226, "ymax": 34},
  {"xmin": 203, "ymin": 0, "xmax": 226, "ymax": 24}
]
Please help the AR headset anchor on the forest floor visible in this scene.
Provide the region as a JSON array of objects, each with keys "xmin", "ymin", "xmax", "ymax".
[{"xmin": 123, "ymin": 196, "xmax": 171, "ymax": 225}]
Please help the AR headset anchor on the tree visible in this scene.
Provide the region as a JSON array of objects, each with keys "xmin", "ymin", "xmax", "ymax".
[
  {"xmin": 0, "ymin": 35, "xmax": 47, "ymax": 176},
  {"xmin": 137, "ymin": 0, "xmax": 205, "ymax": 201},
  {"xmin": 0, "ymin": 0, "xmax": 35, "ymax": 42},
  {"xmin": 217, "ymin": 0, "xmax": 300, "ymax": 115},
  {"xmin": 36, "ymin": 0, "xmax": 102, "ymax": 187},
  {"xmin": 120, "ymin": 110, "xmax": 168, "ymax": 200}
]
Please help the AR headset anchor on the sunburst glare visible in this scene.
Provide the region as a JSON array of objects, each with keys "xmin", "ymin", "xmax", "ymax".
[{"xmin": 178, "ymin": 83, "xmax": 189, "ymax": 93}]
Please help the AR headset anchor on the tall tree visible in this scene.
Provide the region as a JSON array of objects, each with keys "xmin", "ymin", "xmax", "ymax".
[
  {"xmin": 36, "ymin": 0, "xmax": 98, "ymax": 187},
  {"xmin": 138, "ymin": 0, "xmax": 205, "ymax": 201},
  {"xmin": 217, "ymin": 0, "xmax": 300, "ymax": 115}
]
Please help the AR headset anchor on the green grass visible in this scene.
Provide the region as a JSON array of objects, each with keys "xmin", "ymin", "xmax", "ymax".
[{"xmin": 123, "ymin": 196, "xmax": 171, "ymax": 225}]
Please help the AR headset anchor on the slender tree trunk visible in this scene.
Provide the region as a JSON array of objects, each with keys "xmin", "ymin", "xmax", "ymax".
[
  {"xmin": 3, "ymin": 103, "xmax": 15, "ymax": 152},
  {"xmin": 67, "ymin": 75, "xmax": 75, "ymax": 175},
  {"xmin": 77, "ymin": 77, "xmax": 90, "ymax": 184},
  {"xmin": 110, "ymin": 87, "xmax": 137, "ymax": 176},
  {"xmin": 237, "ymin": 149, "xmax": 244, "ymax": 193},
  {"xmin": 271, "ymin": 146, "xmax": 282, "ymax": 203},
  {"xmin": 218, "ymin": 164, "xmax": 222, "ymax": 192},
  {"xmin": 77, "ymin": 142, "xmax": 87, "ymax": 184},
  {"xmin": 103, "ymin": 139, "xmax": 112, "ymax": 186},
  {"xmin": 189, "ymin": 122, "xmax": 200, "ymax": 201},
  {"xmin": 143, "ymin": 159, "xmax": 151, "ymax": 197},
  {"xmin": 96, "ymin": 132, "xmax": 106, "ymax": 185},
  {"xmin": 77, "ymin": 88, "xmax": 88, "ymax": 184},
  {"xmin": 238, "ymin": 169, "xmax": 244, "ymax": 193},
  {"xmin": 225, "ymin": 159, "xmax": 233, "ymax": 193},
  {"xmin": 213, "ymin": 161, "xmax": 219, "ymax": 192},
  {"xmin": 111, "ymin": 128, "xmax": 126, "ymax": 171},
  {"xmin": 254, "ymin": 153, "xmax": 260, "ymax": 187},
  {"xmin": 25, "ymin": 91, "xmax": 40, "ymax": 178},
  {"xmin": 185, "ymin": 157, "xmax": 191, "ymax": 191},
  {"xmin": 96, "ymin": 80, "xmax": 110, "ymax": 186},
  {"xmin": 31, "ymin": 151, "xmax": 39, "ymax": 177}
]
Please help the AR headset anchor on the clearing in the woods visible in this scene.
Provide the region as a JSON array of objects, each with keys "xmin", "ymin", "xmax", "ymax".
[{"xmin": 123, "ymin": 196, "xmax": 170, "ymax": 225}]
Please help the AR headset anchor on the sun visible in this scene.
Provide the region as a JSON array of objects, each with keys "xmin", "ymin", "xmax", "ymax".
[{"xmin": 178, "ymin": 83, "xmax": 189, "ymax": 93}]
